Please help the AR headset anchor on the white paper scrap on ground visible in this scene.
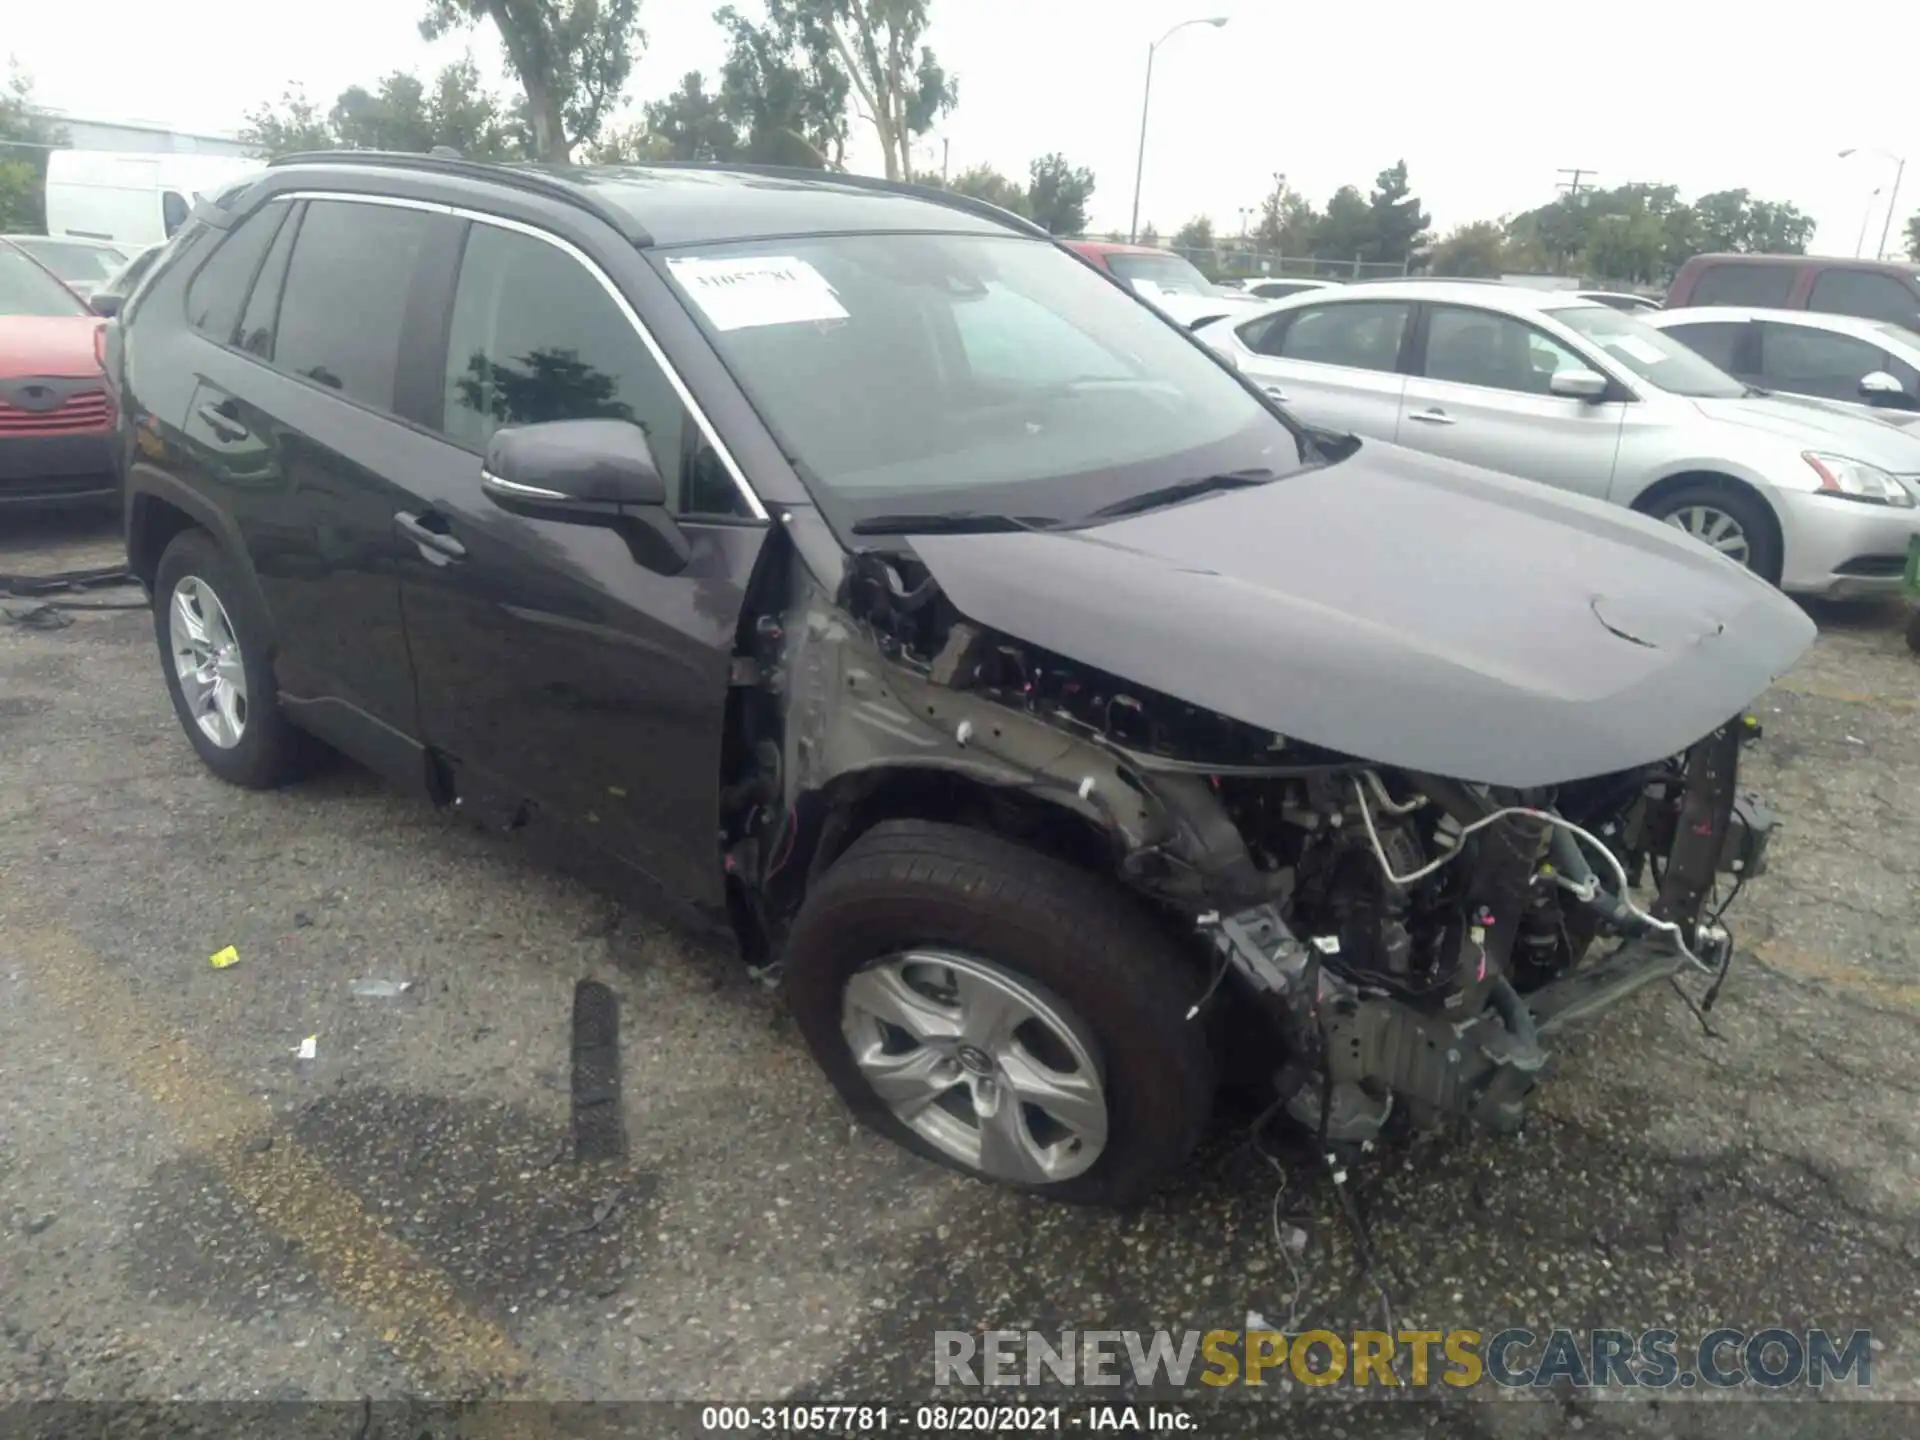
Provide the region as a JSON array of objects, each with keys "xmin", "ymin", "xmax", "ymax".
[
  {"xmin": 666, "ymin": 256, "xmax": 849, "ymax": 331},
  {"xmin": 292, "ymin": 1035, "xmax": 317, "ymax": 1060}
]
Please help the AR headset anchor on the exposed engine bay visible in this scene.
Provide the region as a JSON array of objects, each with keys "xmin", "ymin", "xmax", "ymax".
[{"xmin": 726, "ymin": 534, "xmax": 1775, "ymax": 1147}]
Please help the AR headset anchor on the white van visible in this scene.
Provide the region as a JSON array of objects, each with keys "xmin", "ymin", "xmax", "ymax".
[{"xmin": 44, "ymin": 150, "xmax": 263, "ymax": 248}]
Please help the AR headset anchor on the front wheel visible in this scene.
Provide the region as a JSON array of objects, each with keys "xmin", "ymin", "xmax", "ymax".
[
  {"xmin": 783, "ymin": 820, "xmax": 1216, "ymax": 1206},
  {"xmin": 1648, "ymin": 482, "xmax": 1782, "ymax": 584},
  {"xmin": 1906, "ymin": 605, "xmax": 1920, "ymax": 655}
]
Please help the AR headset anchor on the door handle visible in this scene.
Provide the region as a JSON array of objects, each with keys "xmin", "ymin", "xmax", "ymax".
[
  {"xmin": 196, "ymin": 401, "xmax": 249, "ymax": 442},
  {"xmin": 1261, "ymin": 384, "xmax": 1289, "ymax": 402},
  {"xmin": 394, "ymin": 510, "xmax": 467, "ymax": 562},
  {"xmin": 1408, "ymin": 408, "xmax": 1456, "ymax": 425}
]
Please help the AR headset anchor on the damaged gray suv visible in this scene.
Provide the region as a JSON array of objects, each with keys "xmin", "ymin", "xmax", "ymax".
[{"xmin": 114, "ymin": 153, "xmax": 1816, "ymax": 1205}]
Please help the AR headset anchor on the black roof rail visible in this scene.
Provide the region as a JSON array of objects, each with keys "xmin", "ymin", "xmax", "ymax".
[
  {"xmin": 633, "ymin": 160, "xmax": 1054, "ymax": 240},
  {"xmin": 264, "ymin": 149, "xmax": 651, "ymax": 244}
]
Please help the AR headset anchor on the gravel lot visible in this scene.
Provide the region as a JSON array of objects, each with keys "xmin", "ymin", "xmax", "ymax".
[{"xmin": 2, "ymin": 509, "xmax": 1916, "ymax": 1438}]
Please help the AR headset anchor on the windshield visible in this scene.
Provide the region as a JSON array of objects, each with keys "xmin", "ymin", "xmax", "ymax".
[
  {"xmin": 11, "ymin": 238, "xmax": 126, "ymax": 285},
  {"xmin": 0, "ymin": 245, "xmax": 89, "ymax": 318},
  {"xmin": 657, "ymin": 232, "xmax": 1306, "ymax": 528},
  {"xmin": 1104, "ymin": 251, "xmax": 1221, "ymax": 297},
  {"xmin": 1549, "ymin": 303, "xmax": 1746, "ymax": 398}
]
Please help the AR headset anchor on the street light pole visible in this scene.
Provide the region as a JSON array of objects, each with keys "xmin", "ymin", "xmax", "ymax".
[
  {"xmin": 1127, "ymin": 16, "xmax": 1228, "ymax": 244},
  {"xmin": 1879, "ymin": 155, "xmax": 1906, "ymax": 260},
  {"xmin": 1841, "ymin": 147, "xmax": 1907, "ymax": 260},
  {"xmin": 1856, "ymin": 188, "xmax": 1882, "ymax": 258}
]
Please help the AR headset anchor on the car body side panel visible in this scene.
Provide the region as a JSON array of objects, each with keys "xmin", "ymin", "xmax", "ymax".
[{"xmin": 1393, "ymin": 376, "xmax": 1626, "ymax": 502}]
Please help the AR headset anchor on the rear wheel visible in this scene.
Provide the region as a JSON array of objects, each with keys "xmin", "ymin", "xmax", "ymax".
[
  {"xmin": 1648, "ymin": 482, "xmax": 1782, "ymax": 583},
  {"xmin": 153, "ymin": 528, "xmax": 317, "ymax": 788},
  {"xmin": 783, "ymin": 819, "xmax": 1216, "ymax": 1206},
  {"xmin": 1907, "ymin": 605, "xmax": 1920, "ymax": 655}
]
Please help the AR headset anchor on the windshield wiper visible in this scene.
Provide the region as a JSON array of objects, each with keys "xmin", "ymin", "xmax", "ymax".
[
  {"xmin": 850, "ymin": 512, "xmax": 1057, "ymax": 536},
  {"xmin": 1082, "ymin": 468, "xmax": 1276, "ymax": 522}
]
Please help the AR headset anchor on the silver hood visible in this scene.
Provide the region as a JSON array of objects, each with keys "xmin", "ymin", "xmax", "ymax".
[
  {"xmin": 1691, "ymin": 393, "xmax": 1920, "ymax": 471},
  {"xmin": 908, "ymin": 442, "xmax": 1817, "ymax": 788}
]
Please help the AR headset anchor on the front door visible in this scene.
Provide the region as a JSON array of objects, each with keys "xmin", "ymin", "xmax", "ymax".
[
  {"xmin": 393, "ymin": 217, "xmax": 769, "ymax": 905},
  {"xmin": 1395, "ymin": 303, "xmax": 1626, "ymax": 501}
]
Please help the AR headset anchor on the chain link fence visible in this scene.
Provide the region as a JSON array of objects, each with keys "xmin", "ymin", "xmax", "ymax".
[{"xmin": 1173, "ymin": 245, "xmax": 1413, "ymax": 283}]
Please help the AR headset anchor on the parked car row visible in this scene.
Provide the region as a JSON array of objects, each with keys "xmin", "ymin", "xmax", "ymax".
[
  {"xmin": 1194, "ymin": 280, "xmax": 1920, "ymax": 599},
  {"xmin": 96, "ymin": 153, "xmax": 1815, "ymax": 1203}
]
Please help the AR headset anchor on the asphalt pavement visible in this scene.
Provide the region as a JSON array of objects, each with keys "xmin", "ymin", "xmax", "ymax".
[{"xmin": 2, "ymin": 509, "xmax": 1916, "ymax": 1439}]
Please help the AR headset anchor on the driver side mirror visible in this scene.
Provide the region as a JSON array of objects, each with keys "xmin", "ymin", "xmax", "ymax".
[
  {"xmin": 481, "ymin": 418, "xmax": 689, "ymax": 575},
  {"xmin": 1859, "ymin": 370, "xmax": 1907, "ymax": 405},
  {"xmin": 1548, "ymin": 368, "xmax": 1609, "ymax": 402},
  {"xmin": 89, "ymin": 291, "xmax": 123, "ymax": 319}
]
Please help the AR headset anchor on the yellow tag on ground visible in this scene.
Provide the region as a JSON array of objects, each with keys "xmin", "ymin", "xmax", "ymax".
[{"xmin": 209, "ymin": 945, "xmax": 241, "ymax": 969}]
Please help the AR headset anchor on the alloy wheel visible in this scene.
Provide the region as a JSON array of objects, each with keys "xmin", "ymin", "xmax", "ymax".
[
  {"xmin": 840, "ymin": 950, "xmax": 1109, "ymax": 1184},
  {"xmin": 1664, "ymin": 504, "xmax": 1752, "ymax": 568},
  {"xmin": 169, "ymin": 575, "xmax": 248, "ymax": 749}
]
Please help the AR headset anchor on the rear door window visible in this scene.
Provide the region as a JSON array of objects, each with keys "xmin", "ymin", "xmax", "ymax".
[
  {"xmin": 1755, "ymin": 321, "xmax": 1892, "ymax": 400},
  {"xmin": 270, "ymin": 199, "xmax": 436, "ymax": 411},
  {"xmin": 1688, "ymin": 263, "xmax": 1796, "ymax": 307},
  {"xmin": 162, "ymin": 191, "xmax": 191, "ymax": 238},
  {"xmin": 1263, "ymin": 301, "xmax": 1411, "ymax": 372},
  {"xmin": 184, "ymin": 202, "xmax": 286, "ymax": 344},
  {"xmin": 1807, "ymin": 269, "xmax": 1920, "ymax": 327},
  {"xmin": 1421, "ymin": 306, "xmax": 1585, "ymax": 394},
  {"xmin": 236, "ymin": 202, "xmax": 302, "ymax": 358}
]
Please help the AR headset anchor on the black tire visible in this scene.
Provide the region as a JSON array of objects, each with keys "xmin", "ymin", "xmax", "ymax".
[
  {"xmin": 1907, "ymin": 606, "xmax": 1920, "ymax": 655},
  {"xmin": 783, "ymin": 819, "xmax": 1216, "ymax": 1206},
  {"xmin": 153, "ymin": 527, "xmax": 316, "ymax": 788},
  {"xmin": 1646, "ymin": 481, "xmax": 1782, "ymax": 584}
]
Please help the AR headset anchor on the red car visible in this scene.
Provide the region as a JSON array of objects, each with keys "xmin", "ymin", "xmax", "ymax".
[
  {"xmin": 0, "ymin": 239, "xmax": 116, "ymax": 506},
  {"xmin": 1061, "ymin": 239, "xmax": 1259, "ymax": 328}
]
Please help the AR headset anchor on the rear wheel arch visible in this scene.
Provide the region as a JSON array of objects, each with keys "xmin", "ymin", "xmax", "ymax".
[
  {"xmin": 1629, "ymin": 469, "xmax": 1785, "ymax": 583},
  {"xmin": 125, "ymin": 478, "xmax": 275, "ymax": 637}
]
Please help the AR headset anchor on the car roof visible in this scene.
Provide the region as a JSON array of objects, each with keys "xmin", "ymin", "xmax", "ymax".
[
  {"xmin": 263, "ymin": 152, "xmax": 1047, "ymax": 248},
  {"xmin": 1680, "ymin": 251, "xmax": 1920, "ymax": 278},
  {"xmin": 1644, "ymin": 305, "xmax": 1920, "ymax": 347},
  {"xmin": 2, "ymin": 233, "xmax": 125, "ymax": 250},
  {"xmin": 1236, "ymin": 278, "xmax": 1608, "ymax": 317},
  {"xmin": 1065, "ymin": 239, "xmax": 1181, "ymax": 258}
]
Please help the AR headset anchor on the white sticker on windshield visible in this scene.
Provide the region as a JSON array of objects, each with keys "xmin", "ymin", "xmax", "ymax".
[
  {"xmin": 1604, "ymin": 336, "xmax": 1666, "ymax": 366},
  {"xmin": 666, "ymin": 255, "xmax": 849, "ymax": 331}
]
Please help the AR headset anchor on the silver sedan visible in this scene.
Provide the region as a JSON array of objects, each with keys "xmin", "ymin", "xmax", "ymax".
[{"xmin": 1195, "ymin": 281, "xmax": 1920, "ymax": 598}]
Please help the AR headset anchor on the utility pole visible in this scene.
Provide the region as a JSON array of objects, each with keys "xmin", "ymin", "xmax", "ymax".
[
  {"xmin": 1555, "ymin": 168, "xmax": 1595, "ymax": 202},
  {"xmin": 942, "ymin": 137, "xmax": 949, "ymax": 184}
]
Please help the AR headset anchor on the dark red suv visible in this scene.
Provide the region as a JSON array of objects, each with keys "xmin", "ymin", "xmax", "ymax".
[{"xmin": 1665, "ymin": 253, "xmax": 1920, "ymax": 329}]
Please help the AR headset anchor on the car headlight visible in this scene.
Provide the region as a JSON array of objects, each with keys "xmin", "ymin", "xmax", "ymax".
[{"xmin": 1802, "ymin": 451, "xmax": 1915, "ymax": 507}]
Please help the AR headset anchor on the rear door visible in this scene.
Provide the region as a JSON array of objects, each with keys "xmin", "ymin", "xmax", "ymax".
[
  {"xmin": 1229, "ymin": 298, "xmax": 1412, "ymax": 440},
  {"xmin": 1395, "ymin": 303, "xmax": 1626, "ymax": 500},
  {"xmin": 393, "ymin": 215, "xmax": 770, "ymax": 905},
  {"xmin": 174, "ymin": 194, "xmax": 458, "ymax": 785}
]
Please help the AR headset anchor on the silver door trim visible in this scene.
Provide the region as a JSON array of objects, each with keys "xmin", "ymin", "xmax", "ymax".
[{"xmin": 278, "ymin": 189, "xmax": 770, "ymax": 521}]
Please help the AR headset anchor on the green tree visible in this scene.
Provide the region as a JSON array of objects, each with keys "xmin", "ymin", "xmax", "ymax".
[
  {"xmin": 419, "ymin": 0, "xmax": 644, "ymax": 160},
  {"xmin": 1026, "ymin": 152, "xmax": 1093, "ymax": 235},
  {"xmin": 1907, "ymin": 211, "xmax": 1920, "ymax": 261},
  {"xmin": 1137, "ymin": 221, "xmax": 1160, "ymax": 248},
  {"xmin": 1252, "ymin": 175, "xmax": 1317, "ymax": 256},
  {"xmin": 582, "ymin": 121, "xmax": 669, "ymax": 163},
  {"xmin": 1428, "ymin": 220, "xmax": 1506, "ymax": 277},
  {"xmin": 1579, "ymin": 210, "xmax": 1668, "ymax": 285},
  {"xmin": 1363, "ymin": 159, "xmax": 1430, "ymax": 264},
  {"xmin": 1690, "ymin": 188, "xmax": 1814, "ymax": 255},
  {"xmin": 716, "ymin": 4, "xmax": 847, "ymax": 167},
  {"xmin": 0, "ymin": 61, "xmax": 67, "ymax": 231},
  {"xmin": 1171, "ymin": 215, "xmax": 1213, "ymax": 253},
  {"xmin": 948, "ymin": 163, "xmax": 1029, "ymax": 217},
  {"xmin": 243, "ymin": 60, "xmax": 523, "ymax": 161},
  {"xmin": 768, "ymin": 0, "xmax": 955, "ymax": 181},
  {"xmin": 643, "ymin": 71, "xmax": 737, "ymax": 161},
  {"xmin": 1316, "ymin": 184, "xmax": 1372, "ymax": 262}
]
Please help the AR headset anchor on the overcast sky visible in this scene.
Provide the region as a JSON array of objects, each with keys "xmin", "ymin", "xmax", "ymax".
[{"xmin": 10, "ymin": 0, "xmax": 1917, "ymax": 258}]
